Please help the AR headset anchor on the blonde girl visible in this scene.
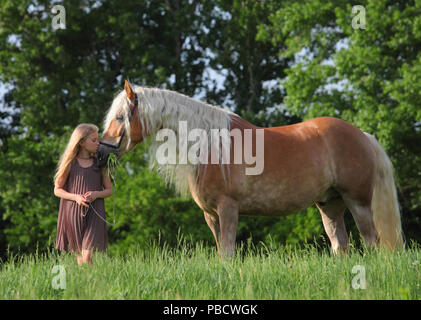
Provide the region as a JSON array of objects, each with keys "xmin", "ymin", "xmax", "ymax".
[{"xmin": 54, "ymin": 124, "xmax": 112, "ymax": 265}]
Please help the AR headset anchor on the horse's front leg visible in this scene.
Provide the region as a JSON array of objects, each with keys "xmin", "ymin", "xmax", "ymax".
[{"xmin": 217, "ymin": 196, "xmax": 239, "ymax": 258}]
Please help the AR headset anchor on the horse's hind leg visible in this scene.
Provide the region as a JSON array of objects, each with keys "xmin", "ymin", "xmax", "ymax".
[
  {"xmin": 217, "ymin": 196, "xmax": 239, "ymax": 258},
  {"xmin": 343, "ymin": 196, "xmax": 378, "ymax": 247},
  {"xmin": 316, "ymin": 198, "xmax": 349, "ymax": 254},
  {"xmin": 204, "ymin": 212, "xmax": 220, "ymax": 254}
]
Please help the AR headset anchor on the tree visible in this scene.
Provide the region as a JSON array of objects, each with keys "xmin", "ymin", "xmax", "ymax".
[{"xmin": 202, "ymin": 0, "xmax": 300, "ymax": 126}]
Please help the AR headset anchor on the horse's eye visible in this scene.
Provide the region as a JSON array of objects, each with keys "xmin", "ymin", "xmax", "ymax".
[{"xmin": 116, "ymin": 115, "xmax": 124, "ymax": 121}]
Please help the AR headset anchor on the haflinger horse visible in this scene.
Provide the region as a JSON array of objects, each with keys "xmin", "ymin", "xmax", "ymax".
[{"xmin": 99, "ymin": 80, "xmax": 404, "ymax": 257}]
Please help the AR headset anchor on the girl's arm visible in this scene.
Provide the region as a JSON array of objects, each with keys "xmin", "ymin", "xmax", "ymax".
[
  {"xmin": 84, "ymin": 168, "xmax": 113, "ymax": 202},
  {"xmin": 54, "ymin": 170, "xmax": 89, "ymax": 207}
]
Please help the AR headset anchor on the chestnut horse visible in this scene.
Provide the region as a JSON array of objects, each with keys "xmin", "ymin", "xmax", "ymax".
[{"xmin": 99, "ymin": 80, "xmax": 404, "ymax": 257}]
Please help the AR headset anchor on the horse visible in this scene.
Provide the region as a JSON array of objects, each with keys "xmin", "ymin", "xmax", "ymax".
[{"xmin": 98, "ymin": 80, "xmax": 404, "ymax": 257}]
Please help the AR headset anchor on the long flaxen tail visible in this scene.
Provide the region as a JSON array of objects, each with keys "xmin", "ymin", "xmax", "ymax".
[{"xmin": 364, "ymin": 132, "xmax": 404, "ymax": 250}]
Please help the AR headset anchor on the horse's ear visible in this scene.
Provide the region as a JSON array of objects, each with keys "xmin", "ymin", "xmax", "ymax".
[{"xmin": 124, "ymin": 80, "xmax": 135, "ymax": 102}]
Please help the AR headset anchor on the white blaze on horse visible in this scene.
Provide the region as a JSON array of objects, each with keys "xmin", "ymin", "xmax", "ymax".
[{"xmin": 99, "ymin": 80, "xmax": 404, "ymax": 257}]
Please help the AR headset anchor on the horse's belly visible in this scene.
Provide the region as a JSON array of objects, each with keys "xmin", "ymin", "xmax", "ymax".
[
  {"xmin": 236, "ymin": 173, "xmax": 330, "ymax": 217},
  {"xmin": 238, "ymin": 190, "xmax": 315, "ymax": 217}
]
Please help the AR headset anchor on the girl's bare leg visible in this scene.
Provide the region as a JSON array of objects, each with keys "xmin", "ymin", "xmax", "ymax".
[
  {"xmin": 77, "ymin": 252, "xmax": 83, "ymax": 266},
  {"xmin": 82, "ymin": 249, "xmax": 92, "ymax": 265}
]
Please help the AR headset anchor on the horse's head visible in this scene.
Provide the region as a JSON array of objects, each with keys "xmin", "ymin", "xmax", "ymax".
[{"xmin": 97, "ymin": 80, "xmax": 144, "ymax": 167}]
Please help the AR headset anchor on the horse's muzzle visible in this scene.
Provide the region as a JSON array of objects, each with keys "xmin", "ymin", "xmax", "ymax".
[{"xmin": 96, "ymin": 142, "xmax": 119, "ymax": 167}]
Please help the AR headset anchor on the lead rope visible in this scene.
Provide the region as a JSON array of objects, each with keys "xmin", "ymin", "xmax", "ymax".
[
  {"xmin": 82, "ymin": 179, "xmax": 117, "ymax": 227},
  {"xmin": 88, "ymin": 196, "xmax": 116, "ymax": 227}
]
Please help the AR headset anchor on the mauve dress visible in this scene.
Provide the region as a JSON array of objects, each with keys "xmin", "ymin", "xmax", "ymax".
[{"xmin": 56, "ymin": 158, "xmax": 108, "ymax": 252}]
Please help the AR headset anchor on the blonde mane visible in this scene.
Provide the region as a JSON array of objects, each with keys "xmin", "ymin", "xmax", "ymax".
[{"xmin": 103, "ymin": 86, "xmax": 235, "ymax": 196}]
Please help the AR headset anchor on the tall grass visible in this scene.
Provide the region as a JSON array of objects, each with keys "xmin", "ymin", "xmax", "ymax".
[{"xmin": 1, "ymin": 239, "xmax": 420, "ymax": 300}]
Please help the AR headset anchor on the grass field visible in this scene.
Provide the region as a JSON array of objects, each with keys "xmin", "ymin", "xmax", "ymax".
[{"xmin": 0, "ymin": 240, "xmax": 420, "ymax": 300}]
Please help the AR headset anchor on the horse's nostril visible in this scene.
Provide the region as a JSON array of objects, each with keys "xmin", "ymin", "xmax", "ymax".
[{"xmin": 96, "ymin": 143, "xmax": 120, "ymax": 167}]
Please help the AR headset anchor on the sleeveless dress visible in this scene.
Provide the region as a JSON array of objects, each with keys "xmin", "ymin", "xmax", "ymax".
[{"xmin": 56, "ymin": 158, "xmax": 108, "ymax": 252}]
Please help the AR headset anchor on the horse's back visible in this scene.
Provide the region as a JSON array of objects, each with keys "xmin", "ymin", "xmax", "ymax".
[{"xmin": 269, "ymin": 116, "xmax": 358, "ymax": 137}]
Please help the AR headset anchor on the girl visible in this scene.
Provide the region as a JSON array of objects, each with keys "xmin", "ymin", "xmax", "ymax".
[{"xmin": 54, "ymin": 124, "xmax": 112, "ymax": 265}]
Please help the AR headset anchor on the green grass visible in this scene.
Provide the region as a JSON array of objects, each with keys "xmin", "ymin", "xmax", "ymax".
[{"xmin": 1, "ymin": 240, "xmax": 420, "ymax": 300}]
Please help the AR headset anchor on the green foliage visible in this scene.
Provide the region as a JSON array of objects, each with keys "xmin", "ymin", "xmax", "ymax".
[
  {"xmin": 0, "ymin": 131, "xmax": 69, "ymax": 252},
  {"xmin": 203, "ymin": 0, "xmax": 291, "ymax": 120}
]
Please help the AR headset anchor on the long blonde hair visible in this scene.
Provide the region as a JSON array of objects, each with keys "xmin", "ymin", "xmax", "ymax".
[{"xmin": 54, "ymin": 123, "xmax": 99, "ymax": 185}]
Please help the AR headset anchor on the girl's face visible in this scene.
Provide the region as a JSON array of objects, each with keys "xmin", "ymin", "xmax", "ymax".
[{"xmin": 80, "ymin": 131, "xmax": 99, "ymax": 154}]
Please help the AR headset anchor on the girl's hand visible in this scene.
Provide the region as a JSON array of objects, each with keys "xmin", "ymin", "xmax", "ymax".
[
  {"xmin": 83, "ymin": 191, "xmax": 98, "ymax": 203},
  {"xmin": 75, "ymin": 194, "xmax": 89, "ymax": 207}
]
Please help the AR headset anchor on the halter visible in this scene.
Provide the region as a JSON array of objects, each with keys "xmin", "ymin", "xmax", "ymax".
[{"xmin": 99, "ymin": 92, "xmax": 138, "ymax": 151}]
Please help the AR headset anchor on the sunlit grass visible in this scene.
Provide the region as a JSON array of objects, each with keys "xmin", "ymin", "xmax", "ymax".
[{"xmin": 1, "ymin": 239, "xmax": 420, "ymax": 300}]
